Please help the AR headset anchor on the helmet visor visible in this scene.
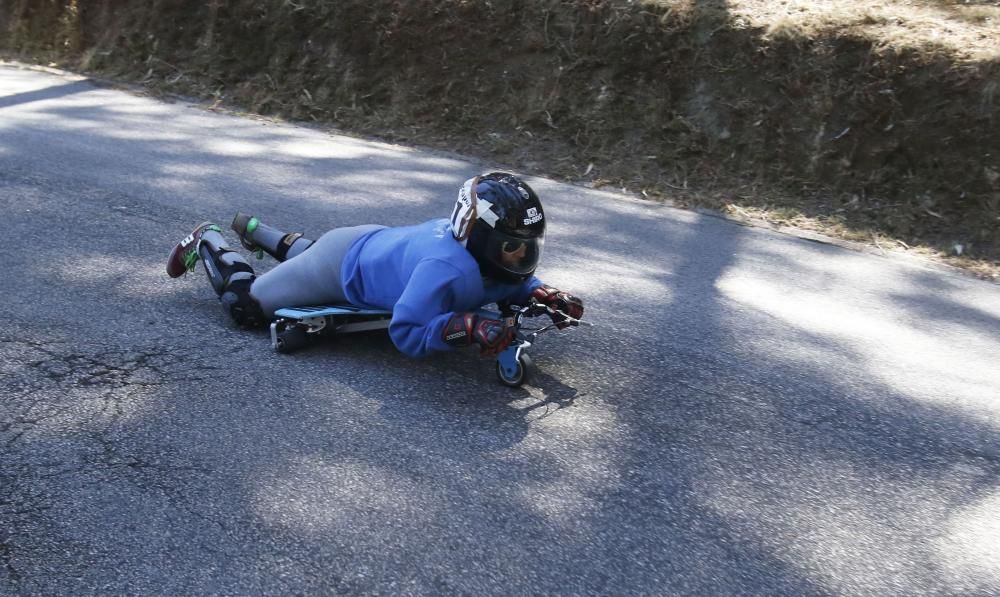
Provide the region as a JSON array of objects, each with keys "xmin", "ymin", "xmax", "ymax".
[{"xmin": 486, "ymin": 231, "xmax": 544, "ymax": 277}]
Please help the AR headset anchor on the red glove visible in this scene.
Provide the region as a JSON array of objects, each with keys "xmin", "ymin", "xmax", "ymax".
[
  {"xmin": 531, "ymin": 285, "xmax": 584, "ymax": 329},
  {"xmin": 442, "ymin": 313, "xmax": 515, "ymax": 357}
]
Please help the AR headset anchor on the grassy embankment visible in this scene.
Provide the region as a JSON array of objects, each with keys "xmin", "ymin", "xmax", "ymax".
[{"xmin": 2, "ymin": 0, "xmax": 998, "ymax": 277}]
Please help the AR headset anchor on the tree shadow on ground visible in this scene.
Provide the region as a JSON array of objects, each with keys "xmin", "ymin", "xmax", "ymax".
[
  {"xmin": 0, "ymin": 79, "xmax": 91, "ymax": 108},
  {"xmin": 2, "ymin": 71, "xmax": 999, "ymax": 594}
]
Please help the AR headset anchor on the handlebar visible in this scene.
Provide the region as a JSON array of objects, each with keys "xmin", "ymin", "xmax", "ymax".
[{"xmin": 504, "ymin": 302, "xmax": 591, "ymax": 338}]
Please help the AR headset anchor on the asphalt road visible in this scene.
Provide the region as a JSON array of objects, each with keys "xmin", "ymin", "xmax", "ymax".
[{"xmin": 2, "ymin": 63, "xmax": 999, "ymax": 596}]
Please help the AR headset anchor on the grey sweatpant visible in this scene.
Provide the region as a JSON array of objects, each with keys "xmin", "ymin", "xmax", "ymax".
[{"xmin": 250, "ymin": 224, "xmax": 385, "ymax": 316}]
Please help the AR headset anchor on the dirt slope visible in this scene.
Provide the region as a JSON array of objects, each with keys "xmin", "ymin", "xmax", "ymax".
[{"xmin": 2, "ymin": 0, "xmax": 998, "ymax": 274}]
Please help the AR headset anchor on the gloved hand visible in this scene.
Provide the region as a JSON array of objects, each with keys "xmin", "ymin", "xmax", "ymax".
[
  {"xmin": 442, "ymin": 313, "xmax": 515, "ymax": 357},
  {"xmin": 531, "ymin": 285, "xmax": 584, "ymax": 329}
]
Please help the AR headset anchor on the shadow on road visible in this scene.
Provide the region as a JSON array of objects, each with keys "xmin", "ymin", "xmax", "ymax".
[
  {"xmin": 2, "ymin": 70, "xmax": 999, "ymax": 594},
  {"xmin": 0, "ymin": 80, "xmax": 93, "ymax": 109}
]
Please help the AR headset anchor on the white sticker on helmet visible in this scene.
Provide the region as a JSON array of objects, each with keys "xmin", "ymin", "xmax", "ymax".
[
  {"xmin": 523, "ymin": 206, "xmax": 543, "ymax": 225},
  {"xmin": 450, "ymin": 176, "xmax": 479, "ymax": 241},
  {"xmin": 478, "ymin": 198, "xmax": 498, "ymax": 228}
]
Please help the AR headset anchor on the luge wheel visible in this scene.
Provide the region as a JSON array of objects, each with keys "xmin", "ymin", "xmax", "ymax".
[
  {"xmin": 496, "ymin": 353, "xmax": 532, "ymax": 387},
  {"xmin": 275, "ymin": 325, "xmax": 308, "ymax": 353}
]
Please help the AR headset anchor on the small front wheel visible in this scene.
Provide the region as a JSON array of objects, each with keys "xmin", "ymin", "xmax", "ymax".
[
  {"xmin": 275, "ymin": 325, "xmax": 308, "ymax": 353},
  {"xmin": 496, "ymin": 353, "xmax": 532, "ymax": 388}
]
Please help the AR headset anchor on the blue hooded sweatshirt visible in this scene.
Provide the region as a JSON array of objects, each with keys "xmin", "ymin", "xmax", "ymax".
[{"xmin": 340, "ymin": 218, "xmax": 542, "ymax": 358}]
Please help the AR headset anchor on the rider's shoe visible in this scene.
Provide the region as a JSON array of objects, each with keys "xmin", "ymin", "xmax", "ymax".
[
  {"xmin": 165, "ymin": 222, "xmax": 222, "ymax": 278},
  {"xmin": 230, "ymin": 212, "xmax": 260, "ymax": 251}
]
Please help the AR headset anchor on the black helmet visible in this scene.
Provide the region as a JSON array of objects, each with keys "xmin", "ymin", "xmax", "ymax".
[{"xmin": 450, "ymin": 172, "xmax": 545, "ymax": 283}]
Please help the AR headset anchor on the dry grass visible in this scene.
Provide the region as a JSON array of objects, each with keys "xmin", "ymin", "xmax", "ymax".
[{"xmin": 645, "ymin": 0, "xmax": 1000, "ymax": 60}]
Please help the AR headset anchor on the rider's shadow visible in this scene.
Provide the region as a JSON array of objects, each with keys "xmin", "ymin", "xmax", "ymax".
[
  {"xmin": 360, "ymin": 352, "xmax": 584, "ymax": 455},
  {"xmin": 299, "ymin": 329, "xmax": 584, "ymax": 455},
  {"xmin": 506, "ymin": 369, "xmax": 581, "ymax": 421}
]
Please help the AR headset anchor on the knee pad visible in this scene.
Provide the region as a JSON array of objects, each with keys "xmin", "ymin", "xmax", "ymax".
[
  {"xmin": 220, "ymin": 274, "xmax": 267, "ymax": 328},
  {"xmin": 199, "ymin": 241, "xmax": 256, "ymax": 296}
]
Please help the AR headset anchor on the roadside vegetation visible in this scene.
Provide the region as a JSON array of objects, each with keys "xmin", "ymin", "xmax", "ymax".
[{"xmin": 2, "ymin": 0, "xmax": 998, "ymax": 277}]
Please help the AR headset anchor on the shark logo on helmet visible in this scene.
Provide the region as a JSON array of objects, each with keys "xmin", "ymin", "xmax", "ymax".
[{"xmin": 523, "ymin": 206, "xmax": 543, "ymax": 225}]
